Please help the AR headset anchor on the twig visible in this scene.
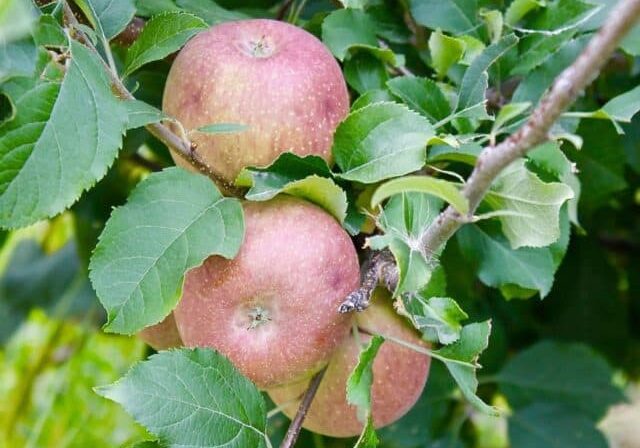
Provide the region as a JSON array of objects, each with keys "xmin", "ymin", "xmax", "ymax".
[
  {"xmin": 276, "ymin": 0, "xmax": 295, "ymax": 20},
  {"xmin": 61, "ymin": 2, "xmax": 241, "ymax": 195},
  {"xmin": 338, "ymin": 250, "xmax": 396, "ymax": 313},
  {"xmin": 280, "ymin": 367, "xmax": 327, "ymax": 448},
  {"xmin": 340, "ymin": 0, "xmax": 640, "ymax": 313}
]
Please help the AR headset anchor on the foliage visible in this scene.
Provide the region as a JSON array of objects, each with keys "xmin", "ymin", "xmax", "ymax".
[{"xmin": 0, "ymin": 0, "xmax": 638, "ymax": 447}]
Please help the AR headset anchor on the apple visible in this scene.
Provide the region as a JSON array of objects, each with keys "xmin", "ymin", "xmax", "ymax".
[
  {"xmin": 267, "ymin": 292, "xmax": 431, "ymax": 437},
  {"xmin": 138, "ymin": 313, "xmax": 182, "ymax": 350},
  {"xmin": 162, "ymin": 19, "xmax": 349, "ymax": 184},
  {"xmin": 173, "ymin": 196, "xmax": 360, "ymax": 389}
]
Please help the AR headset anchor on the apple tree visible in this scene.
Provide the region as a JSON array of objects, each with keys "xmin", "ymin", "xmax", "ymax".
[{"xmin": 1, "ymin": 0, "xmax": 640, "ymax": 447}]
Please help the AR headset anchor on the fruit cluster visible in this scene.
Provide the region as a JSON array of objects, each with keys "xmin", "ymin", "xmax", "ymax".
[{"xmin": 139, "ymin": 19, "xmax": 430, "ymax": 438}]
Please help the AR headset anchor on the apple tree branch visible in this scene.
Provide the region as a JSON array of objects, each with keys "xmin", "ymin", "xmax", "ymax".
[{"xmin": 339, "ymin": 0, "xmax": 640, "ymax": 313}]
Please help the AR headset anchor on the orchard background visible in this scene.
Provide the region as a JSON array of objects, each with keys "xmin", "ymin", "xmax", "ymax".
[{"xmin": 1, "ymin": 0, "xmax": 640, "ymax": 447}]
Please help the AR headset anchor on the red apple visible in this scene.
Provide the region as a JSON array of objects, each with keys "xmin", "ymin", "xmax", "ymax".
[
  {"xmin": 162, "ymin": 19, "xmax": 349, "ymax": 183},
  {"xmin": 138, "ymin": 313, "xmax": 182, "ymax": 350},
  {"xmin": 173, "ymin": 196, "xmax": 360, "ymax": 389},
  {"xmin": 267, "ymin": 293, "xmax": 431, "ymax": 437}
]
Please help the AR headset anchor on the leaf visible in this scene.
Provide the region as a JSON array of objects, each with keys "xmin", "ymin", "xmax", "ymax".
[
  {"xmin": 124, "ymin": 11, "xmax": 207, "ymax": 76},
  {"xmin": 456, "ymin": 224, "xmax": 556, "ymax": 297},
  {"xmin": 386, "ymin": 76, "xmax": 451, "ymax": 123},
  {"xmin": 0, "ymin": 240, "xmax": 94, "ymax": 345},
  {"xmin": 428, "ymin": 30, "xmax": 466, "ymax": 78},
  {"xmin": 621, "ymin": 22, "xmax": 640, "ymax": 55},
  {"xmin": 496, "ymin": 341, "xmax": 624, "ymax": 420},
  {"xmin": 126, "ymin": 100, "xmax": 164, "ymax": 129},
  {"xmin": 484, "ymin": 160, "xmax": 573, "ymax": 249},
  {"xmin": 175, "ymin": 0, "xmax": 249, "ymax": 25},
  {"xmin": 371, "ymin": 175, "xmax": 468, "ymax": 214},
  {"xmin": 505, "ymin": 0, "xmax": 544, "ymax": 25},
  {"xmin": 564, "ymin": 120, "xmax": 626, "ymax": 214},
  {"xmin": 410, "ymin": 0, "xmax": 479, "ymax": 35},
  {"xmin": 410, "ymin": 296, "xmax": 468, "ymax": 345},
  {"xmin": 75, "ymin": 0, "xmax": 136, "ymax": 40},
  {"xmin": 197, "ymin": 123, "xmax": 249, "ymax": 134},
  {"xmin": 0, "ymin": 0, "xmax": 36, "ymax": 43},
  {"xmin": 354, "ymin": 417, "xmax": 380, "ymax": 448},
  {"xmin": 510, "ymin": 31, "xmax": 576, "ymax": 76},
  {"xmin": 352, "ymin": 89, "xmax": 396, "ymax": 111},
  {"xmin": 432, "ymin": 321, "xmax": 499, "ymax": 415},
  {"xmin": 509, "ymin": 403, "xmax": 608, "ymax": 448},
  {"xmin": 370, "ymin": 192, "xmax": 442, "ymax": 293},
  {"xmin": 0, "ymin": 41, "xmax": 128, "ymax": 229},
  {"xmin": 513, "ymin": 36, "xmax": 588, "ymax": 103},
  {"xmin": 491, "ymin": 102, "xmax": 531, "ymax": 134},
  {"xmin": 235, "ymin": 153, "xmax": 347, "ymax": 223},
  {"xmin": 96, "ymin": 348, "xmax": 269, "ymax": 448},
  {"xmin": 340, "ymin": 0, "xmax": 369, "ymax": 8},
  {"xmin": 333, "ymin": 102, "xmax": 435, "ymax": 184},
  {"xmin": 33, "ymin": 14, "xmax": 68, "ymax": 48},
  {"xmin": 0, "ymin": 38, "xmax": 37, "ymax": 82},
  {"xmin": 457, "ymin": 34, "xmax": 518, "ymax": 118},
  {"xmin": 344, "ymin": 52, "xmax": 389, "ymax": 95},
  {"xmin": 575, "ymin": 85, "xmax": 640, "ymax": 131},
  {"xmin": 89, "ymin": 167, "xmax": 244, "ymax": 335},
  {"xmin": 347, "ymin": 335, "xmax": 385, "ymax": 422},
  {"xmin": 321, "ymin": 9, "xmax": 394, "ymax": 62}
]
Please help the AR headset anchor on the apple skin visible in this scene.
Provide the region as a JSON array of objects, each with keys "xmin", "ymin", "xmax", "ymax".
[
  {"xmin": 173, "ymin": 196, "xmax": 360, "ymax": 389},
  {"xmin": 162, "ymin": 19, "xmax": 349, "ymax": 183},
  {"xmin": 138, "ymin": 313, "xmax": 182, "ymax": 350},
  {"xmin": 267, "ymin": 292, "xmax": 431, "ymax": 437}
]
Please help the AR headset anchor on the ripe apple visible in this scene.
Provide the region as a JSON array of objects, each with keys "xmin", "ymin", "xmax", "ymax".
[
  {"xmin": 267, "ymin": 292, "xmax": 431, "ymax": 437},
  {"xmin": 173, "ymin": 196, "xmax": 360, "ymax": 389},
  {"xmin": 162, "ymin": 19, "xmax": 349, "ymax": 184},
  {"xmin": 138, "ymin": 313, "xmax": 182, "ymax": 350}
]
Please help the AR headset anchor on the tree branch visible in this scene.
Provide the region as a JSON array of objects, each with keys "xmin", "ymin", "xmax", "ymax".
[
  {"xmin": 340, "ymin": 0, "xmax": 640, "ymax": 312},
  {"xmin": 280, "ymin": 367, "xmax": 327, "ymax": 448},
  {"xmin": 62, "ymin": 2, "xmax": 241, "ymax": 195}
]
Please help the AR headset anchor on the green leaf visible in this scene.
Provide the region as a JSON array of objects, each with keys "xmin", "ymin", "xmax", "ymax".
[
  {"xmin": 526, "ymin": 0, "xmax": 596, "ymax": 34},
  {"xmin": 369, "ymin": 192, "xmax": 442, "ymax": 293},
  {"xmin": 126, "ymin": 100, "xmax": 165, "ymax": 129},
  {"xmin": 513, "ymin": 36, "xmax": 588, "ymax": 103},
  {"xmin": 235, "ymin": 153, "xmax": 347, "ymax": 223},
  {"xmin": 75, "ymin": 0, "xmax": 136, "ymax": 40},
  {"xmin": 89, "ymin": 167, "xmax": 244, "ymax": 335},
  {"xmin": 491, "ymin": 102, "xmax": 531, "ymax": 135},
  {"xmin": 340, "ymin": 0, "xmax": 369, "ymax": 8},
  {"xmin": 428, "ymin": 30, "xmax": 466, "ymax": 78},
  {"xmin": 386, "ymin": 76, "xmax": 451, "ymax": 123},
  {"xmin": 344, "ymin": 52, "xmax": 389, "ymax": 95},
  {"xmin": 505, "ymin": 0, "xmax": 544, "ymax": 25},
  {"xmin": 573, "ymin": 85, "xmax": 640, "ymax": 132},
  {"xmin": 457, "ymin": 34, "xmax": 518, "ymax": 118},
  {"xmin": 371, "ymin": 175, "xmax": 468, "ymax": 214},
  {"xmin": 510, "ymin": 30, "xmax": 576, "ymax": 76},
  {"xmin": 480, "ymin": 9, "xmax": 503, "ymax": 43},
  {"xmin": 352, "ymin": 89, "xmax": 396, "ymax": 111},
  {"xmin": 509, "ymin": 403, "xmax": 608, "ymax": 448},
  {"xmin": 354, "ymin": 417, "xmax": 380, "ymax": 448},
  {"xmin": 621, "ymin": 22, "xmax": 640, "ymax": 55},
  {"xmin": 409, "ymin": 296, "xmax": 468, "ymax": 344},
  {"xmin": 484, "ymin": 160, "xmax": 573, "ymax": 249},
  {"xmin": 175, "ymin": 0, "xmax": 249, "ymax": 25},
  {"xmin": 564, "ymin": 120, "xmax": 626, "ymax": 213},
  {"xmin": 333, "ymin": 102, "xmax": 435, "ymax": 183},
  {"xmin": 0, "ymin": 240, "xmax": 94, "ymax": 345},
  {"xmin": 0, "ymin": 0, "xmax": 36, "ymax": 43},
  {"xmin": 0, "ymin": 41, "xmax": 127, "ymax": 229},
  {"xmin": 33, "ymin": 14, "xmax": 68, "ymax": 48},
  {"xmin": 432, "ymin": 321, "xmax": 499, "ymax": 415},
  {"xmin": 197, "ymin": 123, "xmax": 249, "ymax": 134},
  {"xmin": 410, "ymin": 0, "xmax": 479, "ymax": 35},
  {"xmin": 96, "ymin": 348, "xmax": 269, "ymax": 448},
  {"xmin": 456, "ymin": 224, "xmax": 556, "ymax": 297},
  {"xmin": 321, "ymin": 9, "xmax": 394, "ymax": 63},
  {"xmin": 0, "ymin": 38, "xmax": 37, "ymax": 82},
  {"xmin": 124, "ymin": 11, "xmax": 207, "ymax": 76},
  {"xmin": 347, "ymin": 335, "xmax": 385, "ymax": 422},
  {"xmin": 496, "ymin": 341, "xmax": 624, "ymax": 420}
]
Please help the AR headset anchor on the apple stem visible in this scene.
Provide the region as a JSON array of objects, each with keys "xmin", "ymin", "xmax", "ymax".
[{"xmin": 280, "ymin": 367, "xmax": 327, "ymax": 448}]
